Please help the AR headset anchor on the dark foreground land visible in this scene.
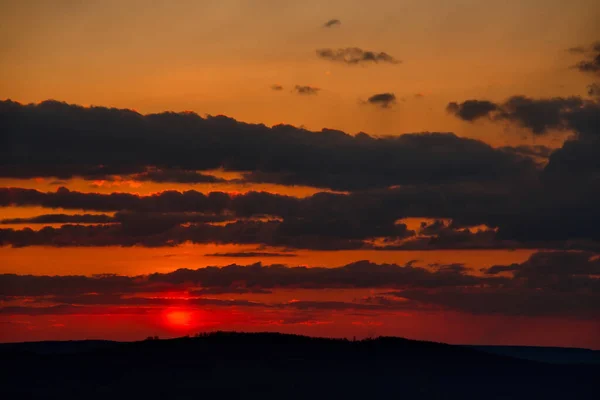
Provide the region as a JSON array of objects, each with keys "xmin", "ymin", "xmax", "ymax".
[{"xmin": 0, "ymin": 332, "xmax": 598, "ymax": 399}]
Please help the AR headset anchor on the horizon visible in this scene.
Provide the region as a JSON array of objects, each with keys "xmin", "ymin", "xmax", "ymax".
[{"xmin": 2, "ymin": 329, "xmax": 599, "ymax": 352}]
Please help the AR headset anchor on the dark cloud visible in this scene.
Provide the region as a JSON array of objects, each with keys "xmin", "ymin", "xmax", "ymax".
[
  {"xmin": 446, "ymin": 100, "xmax": 498, "ymax": 121},
  {"xmin": 448, "ymin": 95, "xmax": 597, "ymax": 135},
  {"xmin": 387, "ymin": 225, "xmax": 521, "ymax": 251},
  {"xmin": 0, "ymin": 305, "xmax": 148, "ymax": 316},
  {"xmin": 294, "ymin": 85, "xmax": 320, "ymax": 95},
  {"xmin": 567, "ymin": 46, "xmax": 586, "ymax": 54},
  {"xmin": 483, "ymin": 251, "xmax": 600, "ymax": 292},
  {"xmin": 498, "ymin": 145, "xmax": 553, "ymax": 161},
  {"xmin": 1, "ymin": 100, "xmax": 538, "ymax": 191},
  {"xmin": 3, "ymin": 215, "xmax": 597, "ymax": 251},
  {"xmin": 0, "ymin": 187, "xmax": 234, "ymax": 213},
  {"xmin": 189, "ymin": 287, "xmax": 273, "ymax": 295},
  {"xmin": 2, "ymin": 97, "xmax": 600, "ymax": 248},
  {"xmin": 588, "ymin": 83, "xmax": 600, "ymax": 98},
  {"xmin": 418, "ymin": 220, "xmax": 447, "ymax": 235},
  {"xmin": 392, "ymin": 287, "xmax": 599, "ymax": 317},
  {"xmin": 391, "ymin": 251, "xmax": 600, "ymax": 317},
  {"xmin": 0, "ymin": 218, "xmax": 413, "ymax": 250},
  {"xmin": 0, "ymin": 260, "xmax": 490, "ymax": 297},
  {"xmin": 3, "ymin": 179, "xmax": 600, "ymax": 250},
  {"xmin": 1, "ymin": 252, "xmax": 598, "ymax": 317},
  {"xmin": 577, "ymin": 57, "xmax": 600, "ymax": 74},
  {"xmin": 316, "ymin": 48, "xmax": 400, "ymax": 65},
  {"xmin": 129, "ymin": 169, "xmax": 225, "ymax": 184},
  {"xmin": 1, "ymin": 213, "xmax": 114, "ymax": 225},
  {"xmin": 323, "ymin": 19, "xmax": 341, "ymax": 28},
  {"xmin": 206, "ymin": 252, "xmax": 298, "ymax": 258},
  {"xmin": 366, "ymin": 93, "xmax": 396, "ymax": 108},
  {"xmin": 239, "ymin": 132, "xmax": 535, "ymax": 191},
  {"xmin": 271, "ymin": 84, "xmax": 283, "ymax": 91},
  {"xmin": 6, "ymin": 172, "xmax": 600, "ymax": 249},
  {"xmin": 447, "ymin": 95, "xmax": 600, "ymax": 224},
  {"xmin": 497, "ymin": 96, "xmax": 584, "ymax": 134},
  {"xmin": 572, "ymin": 41, "xmax": 600, "ymax": 75}
]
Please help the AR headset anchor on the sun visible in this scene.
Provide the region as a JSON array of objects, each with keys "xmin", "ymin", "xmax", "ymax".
[{"xmin": 165, "ymin": 310, "xmax": 193, "ymax": 327}]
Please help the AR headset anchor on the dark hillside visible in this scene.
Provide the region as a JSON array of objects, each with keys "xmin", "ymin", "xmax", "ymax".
[{"xmin": 1, "ymin": 332, "xmax": 597, "ymax": 399}]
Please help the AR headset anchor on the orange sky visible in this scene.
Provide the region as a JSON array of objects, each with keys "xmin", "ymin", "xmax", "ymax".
[
  {"xmin": 2, "ymin": 1, "xmax": 598, "ymax": 146},
  {"xmin": 1, "ymin": 0, "xmax": 599, "ymax": 347}
]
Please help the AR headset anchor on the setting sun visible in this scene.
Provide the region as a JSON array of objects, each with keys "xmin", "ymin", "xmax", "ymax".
[{"xmin": 165, "ymin": 310, "xmax": 193, "ymax": 328}]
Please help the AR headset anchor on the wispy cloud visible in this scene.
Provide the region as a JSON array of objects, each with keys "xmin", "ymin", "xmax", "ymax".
[
  {"xmin": 323, "ymin": 19, "xmax": 341, "ymax": 28},
  {"xmin": 316, "ymin": 47, "xmax": 400, "ymax": 65},
  {"xmin": 366, "ymin": 93, "xmax": 397, "ymax": 108},
  {"xmin": 294, "ymin": 85, "xmax": 320, "ymax": 95}
]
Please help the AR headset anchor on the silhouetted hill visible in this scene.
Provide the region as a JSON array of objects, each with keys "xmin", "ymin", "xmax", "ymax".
[
  {"xmin": 466, "ymin": 344, "xmax": 600, "ymax": 365},
  {"xmin": 0, "ymin": 332, "xmax": 597, "ymax": 399}
]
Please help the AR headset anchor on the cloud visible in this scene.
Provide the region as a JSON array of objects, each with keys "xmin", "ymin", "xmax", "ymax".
[
  {"xmin": 447, "ymin": 95, "xmax": 600, "ymax": 222},
  {"xmin": 2, "ymin": 97, "xmax": 600, "ymax": 248},
  {"xmin": 366, "ymin": 93, "xmax": 396, "ymax": 108},
  {"xmin": 1, "ymin": 100, "xmax": 538, "ymax": 191},
  {"xmin": 392, "ymin": 287, "xmax": 599, "ymax": 317},
  {"xmin": 567, "ymin": 46, "xmax": 586, "ymax": 54},
  {"xmin": 482, "ymin": 251, "xmax": 600, "ymax": 292},
  {"xmin": 0, "ymin": 260, "xmax": 491, "ymax": 297},
  {"xmin": 497, "ymin": 96, "xmax": 585, "ymax": 134},
  {"xmin": 499, "ymin": 145, "xmax": 553, "ymax": 160},
  {"xmin": 0, "ymin": 217, "xmax": 414, "ymax": 250},
  {"xmin": 323, "ymin": 19, "xmax": 341, "ymax": 28},
  {"xmin": 189, "ymin": 287, "xmax": 273, "ymax": 295},
  {"xmin": 271, "ymin": 84, "xmax": 283, "ymax": 91},
  {"xmin": 1, "ymin": 252, "xmax": 598, "ymax": 317},
  {"xmin": 448, "ymin": 96, "xmax": 597, "ymax": 135},
  {"xmin": 316, "ymin": 48, "xmax": 400, "ymax": 65},
  {"xmin": 129, "ymin": 169, "xmax": 225, "ymax": 183},
  {"xmin": 572, "ymin": 41, "xmax": 600, "ymax": 75},
  {"xmin": 294, "ymin": 85, "xmax": 320, "ymax": 95},
  {"xmin": 1, "ymin": 214, "xmax": 114, "ymax": 225},
  {"xmin": 389, "ymin": 251, "xmax": 600, "ymax": 317},
  {"xmin": 447, "ymin": 94, "xmax": 600, "ymax": 224},
  {"xmin": 205, "ymin": 252, "xmax": 298, "ymax": 258},
  {"xmin": 446, "ymin": 100, "xmax": 498, "ymax": 121},
  {"xmin": 4, "ymin": 176, "xmax": 600, "ymax": 250},
  {"xmin": 588, "ymin": 83, "xmax": 600, "ymax": 98}
]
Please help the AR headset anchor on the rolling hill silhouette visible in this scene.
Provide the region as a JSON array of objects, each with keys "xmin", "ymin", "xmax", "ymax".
[{"xmin": 1, "ymin": 332, "xmax": 597, "ymax": 399}]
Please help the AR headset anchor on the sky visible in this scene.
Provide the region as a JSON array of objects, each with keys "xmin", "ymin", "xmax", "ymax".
[{"xmin": 1, "ymin": 0, "xmax": 599, "ymax": 348}]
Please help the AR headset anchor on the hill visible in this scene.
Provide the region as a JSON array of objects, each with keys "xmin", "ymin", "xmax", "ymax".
[{"xmin": 0, "ymin": 332, "xmax": 597, "ymax": 399}]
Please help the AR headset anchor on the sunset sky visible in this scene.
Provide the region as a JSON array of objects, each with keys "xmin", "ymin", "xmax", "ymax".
[{"xmin": 1, "ymin": 0, "xmax": 599, "ymax": 348}]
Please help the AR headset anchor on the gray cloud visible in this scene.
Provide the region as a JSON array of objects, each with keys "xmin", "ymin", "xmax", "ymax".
[
  {"xmin": 206, "ymin": 252, "xmax": 298, "ymax": 258},
  {"xmin": 129, "ymin": 169, "xmax": 225, "ymax": 184},
  {"xmin": 316, "ymin": 47, "xmax": 400, "ymax": 65},
  {"xmin": 1, "ymin": 214, "xmax": 114, "ymax": 225},
  {"xmin": 1, "ymin": 251, "xmax": 598, "ymax": 317},
  {"xmin": 0, "ymin": 260, "xmax": 492, "ymax": 297},
  {"xmin": 588, "ymin": 83, "xmax": 600, "ymax": 98},
  {"xmin": 567, "ymin": 46, "xmax": 586, "ymax": 54},
  {"xmin": 294, "ymin": 85, "xmax": 320, "ymax": 95},
  {"xmin": 446, "ymin": 100, "xmax": 498, "ymax": 121},
  {"xmin": 3, "ymin": 178, "xmax": 600, "ymax": 250},
  {"xmin": 572, "ymin": 41, "xmax": 600, "ymax": 75},
  {"xmin": 1, "ymin": 100, "xmax": 537, "ymax": 191},
  {"xmin": 323, "ymin": 19, "xmax": 341, "ymax": 28},
  {"xmin": 448, "ymin": 96, "xmax": 597, "ymax": 136},
  {"xmin": 367, "ymin": 93, "xmax": 396, "ymax": 108}
]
